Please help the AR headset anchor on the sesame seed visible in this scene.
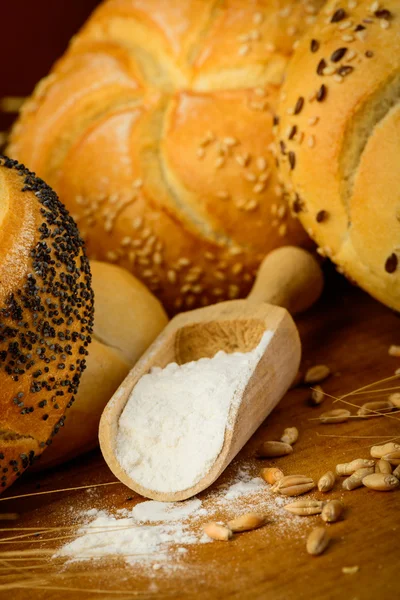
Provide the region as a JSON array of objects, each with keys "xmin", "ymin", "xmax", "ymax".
[
  {"xmin": 224, "ymin": 136, "xmax": 238, "ymax": 146},
  {"xmin": 253, "ymin": 182, "xmax": 266, "ymax": 194},
  {"xmin": 254, "ymin": 87, "xmax": 267, "ymax": 97},
  {"xmin": 246, "ymin": 199, "xmax": 259, "ymax": 211},
  {"xmin": 342, "ymin": 34, "xmax": 355, "ymax": 42},
  {"xmin": 104, "ymin": 221, "xmax": 113, "ymax": 233},
  {"xmin": 153, "ymin": 252, "xmax": 162, "ymax": 265},
  {"xmin": 331, "ymin": 47, "xmax": 347, "ymax": 62},
  {"xmin": 278, "ymin": 223, "xmax": 287, "ymax": 237},
  {"xmin": 106, "ymin": 251, "xmax": 118, "ymax": 261},
  {"xmin": 212, "ymin": 288, "xmax": 224, "ymax": 296},
  {"xmin": 236, "ymin": 153, "xmax": 250, "ymax": 167},
  {"xmin": 249, "ymin": 29, "xmax": 261, "ymax": 41},
  {"xmin": 316, "ymin": 84, "xmax": 327, "ymax": 102},
  {"xmin": 132, "ymin": 216, "xmax": 143, "ymax": 229},
  {"xmin": 271, "ymin": 203, "xmax": 278, "ymax": 215},
  {"xmin": 292, "ymin": 40, "xmax": 300, "ymax": 51},
  {"xmin": 356, "ymin": 30, "xmax": 367, "ymax": 41},
  {"xmin": 297, "ymin": 131, "xmax": 304, "ymax": 144},
  {"xmin": 365, "ymin": 50, "xmax": 374, "ymax": 58},
  {"xmin": 308, "ymin": 116, "xmax": 319, "ymax": 126},
  {"xmin": 292, "ymin": 196, "xmax": 304, "ymax": 213},
  {"xmin": 288, "ymin": 151, "xmax": 296, "ymax": 170},
  {"xmin": 244, "ymin": 172, "xmax": 257, "ymax": 182},
  {"xmin": 180, "ymin": 284, "xmax": 191, "ymax": 294},
  {"xmin": 205, "ymin": 251, "xmax": 216, "ymax": 261},
  {"xmin": 333, "ymin": 74, "xmax": 344, "ymax": 83},
  {"xmin": 338, "ymin": 20, "xmax": 353, "ymax": 30},
  {"xmin": 348, "ymin": 0, "xmax": 357, "ymax": 8},
  {"xmin": 237, "ymin": 33, "xmax": 250, "ymax": 42},
  {"xmin": 228, "ymin": 284, "xmax": 240, "ymax": 299},
  {"xmin": 380, "ymin": 19, "xmax": 390, "ymax": 29},
  {"xmin": 265, "ymin": 42, "xmax": 276, "ymax": 52},
  {"xmin": 331, "ymin": 8, "xmax": 347, "ymax": 22},
  {"xmin": 256, "ymin": 157, "xmax": 267, "ymax": 171},
  {"xmin": 286, "ymin": 107, "xmax": 295, "ymax": 115},
  {"xmin": 215, "ymin": 271, "xmax": 226, "ymax": 281},
  {"xmin": 310, "ymin": 39, "xmax": 320, "ymax": 52},
  {"xmin": 167, "ymin": 270, "xmax": 177, "ymax": 284},
  {"xmin": 215, "ymin": 157, "xmax": 225, "ymax": 169},
  {"xmin": 232, "ymin": 263, "xmax": 243, "ymax": 275},
  {"xmin": 133, "ymin": 179, "xmax": 143, "ymax": 189},
  {"xmin": 217, "ymin": 191, "xmax": 230, "ymax": 199},
  {"xmin": 258, "ymin": 171, "xmax": 270, "ymax": 183},
  {"xmin": 347, "ymin": 49, "xmax": 357, "ymax": 60},
  {"xmin": 178, "ymin": 257, "xmax": 191, "ymax": 267},
  {"xmin": 307, "ymin": 135, "xmax": 315, "ymax": 148},
  {"xmin": 323, "ymin": 66, "xmax": 336, "ymax": 75},
  {"xmin": 253, "ymin": 11, "xmax": 263, "ymax": 24},
  {"xmin": 274, "ymin": 185, "xmax": 283, "ymax": 198},
  {"xmin": 196, "ymin": 147, "xmax": 205, "ymax": 159},
  {"xmin": 385, "ymin": 253, "xmax": 398, "ymax": 273},
  {"xmin": 192, "ymin": 284, "xmax": 203, "ymax": 294},
  {"xmin": 238, "ymin": 43, "xmax": 250, "ymax": 56},
  {"xmin": 370, "ymin": 1, "xmax": 380, "ymax": 12},
  {"xmin": 277, "ymin": 204, "xmax": 286, "ymax": 218},
  {"xmin": 287, "ymin": 25, "xmax": 297, "ymax": 36},
  {"xmin": 121, "ymin": 236, "xmax": 132, "ymax": 247},
  {"xmin": 306, "ymin": 15, "xmax": 316, "ymax": 25}
]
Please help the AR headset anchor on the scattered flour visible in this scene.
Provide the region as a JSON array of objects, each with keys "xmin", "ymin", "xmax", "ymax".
[
  {"xmin": 55, "ymin": 465, "xmax": 306, "ymax": 570},
  {"xmin": 115, "ymin": 331, "xmax": 273, "ymax": 494}
]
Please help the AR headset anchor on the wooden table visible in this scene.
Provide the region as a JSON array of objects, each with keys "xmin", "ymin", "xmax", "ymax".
[{"xmin": 1, "ymin": 276, "xmax": 399, "ymax": 600}]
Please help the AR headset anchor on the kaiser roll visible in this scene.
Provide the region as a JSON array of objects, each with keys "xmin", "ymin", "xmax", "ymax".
[
  {"xmin": 275, "ymin": 0, "xmax": 400, "ymax": 311},
  {"xmin": 8, "ymin": 0, "xmax": 324, "ymax": 314},
  {"xmin": 0, "ymin": 156, "xmax": 94, "ymax": 493},
  {"xmin": 37, "ymin": 260, "xmax": 168, "ymax": 469}
]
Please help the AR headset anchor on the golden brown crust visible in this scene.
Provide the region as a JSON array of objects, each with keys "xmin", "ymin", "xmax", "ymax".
[
  {"xmin": 0, "ymin": 157, "xmax": 94, "ymax": 492},
  {"xmin": 8, "ymin": 0, "xmax": 324, "ymax": 314},
  {"xmin": 275, "ymin": 0, "xmax": 400, "ymax": 310}
]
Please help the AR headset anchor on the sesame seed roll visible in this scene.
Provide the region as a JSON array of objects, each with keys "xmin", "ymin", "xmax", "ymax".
[{"xmin": 8, "ymin": 0, "xmax": 324, "ymax": 314}]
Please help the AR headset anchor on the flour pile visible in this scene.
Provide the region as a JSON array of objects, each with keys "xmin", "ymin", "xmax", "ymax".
[{"xmin": 116, "ymin": 330, "xmax": 273, "ymax": 493}]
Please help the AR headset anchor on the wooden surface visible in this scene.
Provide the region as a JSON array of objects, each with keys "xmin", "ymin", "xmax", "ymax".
[
  {"xmin": 1, "ymin": 276, "xmax": 399, "ymax": 600},
  {"xmin": 100, "ymin": 300, "xmax": 300, "ymax": 501}
]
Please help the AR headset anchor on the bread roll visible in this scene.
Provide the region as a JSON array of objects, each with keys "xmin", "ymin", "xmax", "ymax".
[
  {"xmin": 0, "ymin": 156, "xmax": 94, "ymax": 493},
  {"xmin": 275, "ymin": 0, "xmax": 400, "ymax": 311},
  {"xmin": 37, "ymin": 261, "xmax": 168, "ymax": 468},
  {"xmin": 8, "ymin": 0, "xmax": 324, "ymax": 314}
]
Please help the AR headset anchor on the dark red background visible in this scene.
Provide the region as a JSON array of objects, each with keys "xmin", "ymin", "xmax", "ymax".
[{"xmin": 1, "ymin": 1, "xmax": 100, "ymax": 133}]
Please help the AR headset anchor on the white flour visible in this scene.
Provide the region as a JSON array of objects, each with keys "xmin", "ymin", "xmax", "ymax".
[
  {"xmin": 116, "ymin": 331, "xmax": 273, "ymax": 493},
  {"xmin": 56, "ymin": 466, "xmax": 306, "ymax": 570}
]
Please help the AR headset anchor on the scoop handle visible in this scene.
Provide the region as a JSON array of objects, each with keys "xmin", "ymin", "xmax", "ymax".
[{"xmin": 247, "ymin": 246, "xmax": 323, "ymax": 314}]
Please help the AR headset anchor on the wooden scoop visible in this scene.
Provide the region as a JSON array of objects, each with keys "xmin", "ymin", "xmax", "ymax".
[{"xmin": 99, "ymin": 247, "xmax": 323, "ymax": 502}]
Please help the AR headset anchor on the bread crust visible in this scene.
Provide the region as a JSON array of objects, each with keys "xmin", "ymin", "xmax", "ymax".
[
  {"xmin": 275, "ymin": 0, "xmax": 400, "ymax": 310},
  {"xmin": 0, "ymin": 156, "xmax": 94, "ymax": 492},
  {"xmin": 8, "ymin": 0, "xmax": 324, "ymax": 313}
]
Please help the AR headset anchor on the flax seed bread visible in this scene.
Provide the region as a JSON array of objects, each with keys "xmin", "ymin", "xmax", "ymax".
[{"xmin": 275, "ymin": 0, "xmax": 400, "ymax": 311}]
